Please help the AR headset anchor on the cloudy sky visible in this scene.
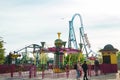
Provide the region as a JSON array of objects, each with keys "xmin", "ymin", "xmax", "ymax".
[{"xmin": 0, "ymin": 0, "xmax": 120, "ymax": 55}]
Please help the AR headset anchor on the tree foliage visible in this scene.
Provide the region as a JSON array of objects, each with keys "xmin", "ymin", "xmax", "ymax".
[
  {"xmin": 0, "ymin": 38, "xmax": 5, "ymax": 64},
  {"xmin": 117, "ymin": 51, "xmax": 120, "ymax": 59},
  {"xmin": 64, "ymin": 53, "xmax": 85, "ymax": 66},
  {"xmin": 4, "ymin": 53, "xmax": 12, "ymax": 64}
]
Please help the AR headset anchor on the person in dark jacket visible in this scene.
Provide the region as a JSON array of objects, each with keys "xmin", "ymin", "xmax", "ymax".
[
  {"xmin": 82, "ymin": 61, "xmax": 88, "ymax": 80},
  {"xmin": 94, "ymin": 59, "xmax": 99, "ymax": 76}
]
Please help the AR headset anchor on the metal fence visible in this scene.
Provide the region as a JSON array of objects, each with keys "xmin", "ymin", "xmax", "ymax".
[{"xmin": 0, "ymin": 64, "xmax": 118, "ymax": 79}]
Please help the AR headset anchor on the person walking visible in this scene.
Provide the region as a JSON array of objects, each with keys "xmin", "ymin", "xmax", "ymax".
[
  {"xmin": 82, "ymin": 61, "xmax": 88, "ymax": 80},
  {"xmin": 74, "ymin": 61, "xmax": 82, "ymax": 80},
  {"xmin": 94, "ymin": 59, "xmax": 99, "ymax": 76}
]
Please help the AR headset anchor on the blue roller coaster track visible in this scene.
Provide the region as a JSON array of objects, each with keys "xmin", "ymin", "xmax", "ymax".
[{"xmin": 68, "ymin": 13, "xmax": 96, "ymax": 57}]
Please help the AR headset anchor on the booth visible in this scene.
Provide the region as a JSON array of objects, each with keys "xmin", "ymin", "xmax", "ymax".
[{"xmin": 99, "ymin": 44, "xmax": 118, "ymax": 73}]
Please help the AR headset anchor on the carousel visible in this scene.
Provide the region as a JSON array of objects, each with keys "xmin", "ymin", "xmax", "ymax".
[{"xmin": 42, "ymin": 32, "xmax": 81, "ymax": 73}]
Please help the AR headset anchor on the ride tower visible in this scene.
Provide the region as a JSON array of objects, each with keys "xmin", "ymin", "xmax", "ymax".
[
  {"xmin": 54, "ymin": 32, "xmax": 64, "ymax": 68},
  {"xmin": 68, "ymin": 13, "xmax": 94, "ymax": 58}
]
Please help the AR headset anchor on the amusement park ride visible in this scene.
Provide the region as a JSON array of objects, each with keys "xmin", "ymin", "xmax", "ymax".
[
  {"xmin": 68, "ymin": 13, "xmax": 94, "ymax": 57},
  {"xmin": 11, "ymin": 13, "xmax": 96, "ymax": 68}
]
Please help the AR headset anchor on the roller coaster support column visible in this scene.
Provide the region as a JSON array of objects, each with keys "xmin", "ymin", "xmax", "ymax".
[
  {"xmin": 68, "ymin": 13, "xmax": 90, "ymax": 58},
  {"xmin": 80, "ymin": 27, "xmax": 88, "ymax": 57}
]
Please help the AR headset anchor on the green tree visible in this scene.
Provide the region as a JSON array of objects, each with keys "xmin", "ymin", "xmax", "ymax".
[
  {"xmin": 4, "ymin": 53, "xmax": 12, "ymax": 64},
  {"xmin": 65, "ymin": 53, "xmax": 85, "ymax": 66},
  {"xmin": 117, "ymin": 51, "xmax": 120, "ymax": 59},
  {"xmin": 0, "ymin": 38, "xmax": 5, "ymax": 64}
]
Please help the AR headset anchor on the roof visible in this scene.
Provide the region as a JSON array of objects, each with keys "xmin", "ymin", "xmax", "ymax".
[{"xmin": 99, "ymin": 44, "xmax": 118, "ymax": 52}]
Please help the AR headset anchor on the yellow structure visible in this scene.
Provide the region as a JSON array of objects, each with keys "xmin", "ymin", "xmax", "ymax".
[
  {"xmin": 40, "ymin": 52, "xmax": 48, "ymax": 65},
  {"xmin": 99, "ymin": 44, "xmax": 119, "ymax": 73},
  {"xmin": 99, "ymin": 44, "xmax": 118, "ymax": 64},
  {"xmin": 11, "ymin": 54, "xmax": 21, "ymax": 59}
]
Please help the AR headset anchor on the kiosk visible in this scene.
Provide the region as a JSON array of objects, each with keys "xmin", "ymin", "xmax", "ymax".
[{"xmin": 99, "ymin": 44, "xmax": 118, "ymax": 73}]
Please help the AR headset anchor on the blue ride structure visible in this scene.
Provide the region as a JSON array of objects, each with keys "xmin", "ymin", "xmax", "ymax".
[{"xmin": 68, "ymin": 13, "xmax": 95, "ymax": 58}]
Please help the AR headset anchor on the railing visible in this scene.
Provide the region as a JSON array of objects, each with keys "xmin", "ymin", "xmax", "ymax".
[
  {"xmin": 0, "ymin": 64, "xmax": 118, "ymax": 79},
  {"xmin": 0, "ymin": 64, "xmax": 36, "ymax": 78}
]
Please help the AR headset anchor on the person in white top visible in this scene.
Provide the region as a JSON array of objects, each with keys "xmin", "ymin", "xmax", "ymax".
[{"xmin": 76, "ymin": 61, "xmax": 82, "ymax": 80}]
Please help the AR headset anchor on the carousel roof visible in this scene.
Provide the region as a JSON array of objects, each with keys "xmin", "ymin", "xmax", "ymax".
[{"xmin": 42, "ymin": 47, "xmax": 81, "ymax": 54}]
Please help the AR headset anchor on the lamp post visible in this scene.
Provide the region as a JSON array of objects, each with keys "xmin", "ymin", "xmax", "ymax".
[
  {"xmin": 41, "ymin": 42, "xmax": 45, "ymax": 48},
  {"xmin": 40, "ymin": 42, "xmax": 45, "ymax": 79},
  {"xmin": 63, "ymin": 41, "xmax": 66, "ymax": 48}
]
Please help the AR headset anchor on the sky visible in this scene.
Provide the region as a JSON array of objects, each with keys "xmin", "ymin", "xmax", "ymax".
[{"xmin": 0, "ymin": 0, "xmax": 120, "ymax": 56}]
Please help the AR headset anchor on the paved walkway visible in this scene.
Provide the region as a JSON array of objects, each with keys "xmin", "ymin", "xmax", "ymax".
[{"xmin": 0, "ymin": 70, "xmax": 120, "ymax": 80}]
